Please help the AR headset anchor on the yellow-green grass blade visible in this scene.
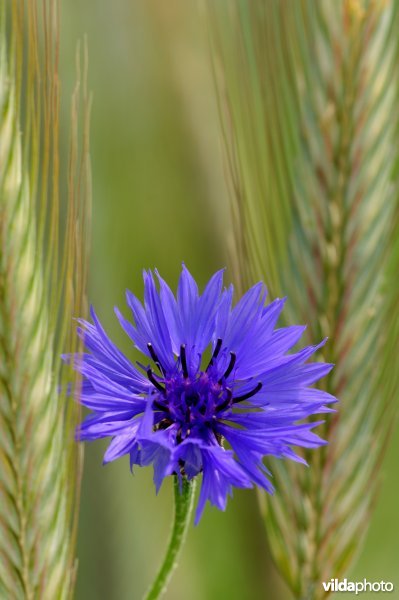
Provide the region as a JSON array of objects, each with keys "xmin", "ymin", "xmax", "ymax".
[
  {"xmin": 0, "ymin": 1, "xmax": 90, "ymax": 597},
  {"xmin": 207, "ymin": 1, "xmax": 399, "ymax": 597}
]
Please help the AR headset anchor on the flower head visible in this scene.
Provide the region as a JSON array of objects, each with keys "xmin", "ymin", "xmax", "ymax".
[{"xmin": 65, "ymin": 266, "xmax": 337, "ymax": 522}]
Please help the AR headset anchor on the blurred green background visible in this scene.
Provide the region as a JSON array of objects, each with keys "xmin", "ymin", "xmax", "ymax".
[{"xmin": 60, "ymin": 2, "xmax": 398, "ymax": 599}]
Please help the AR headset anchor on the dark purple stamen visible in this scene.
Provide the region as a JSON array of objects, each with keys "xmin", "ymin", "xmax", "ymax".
[
  {"xmin": 180, "ymin": 344, "xmax": 189, "ymax": 378},
  {"xmin": 216, "ymin": 388, "xmax": 233, "ymax": 412},
  {"xmin": 147, "ymin": 368, "xmax": 166, "ymax": 394},
  {"xmin": 206, "ymin": 338, "xmax": 222, "ymax": 371},
  {"xmin": 153, "ymin": 399, "xmax": 168, "ymax": 412},
  {"xmin": 219, "ymin": 352, "xmax": 236, "ymax": 383},
  {"xmin": 147, "ymin": 342, "xmax": 165, "ymax": 375},
  {"xmin": 233, "ymin": 382, "xmax": 262, "ymax": 403}
]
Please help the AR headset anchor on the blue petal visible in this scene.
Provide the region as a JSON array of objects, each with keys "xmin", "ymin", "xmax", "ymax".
[
  {"xmin": 195, "ymin": 445, "xmax": 252, "ymax": 524},
  {"xmin": 236, "ymin": 321, "xmax": 306, "ymax": 378},
  {"xmin": 79, "ymin": 413, "xmax": 141, "ymax": 441},
  {"xmin": 103, "ymin": 427, "xmax": 141, "ymax": 463},
  {"xmin": 143, "ymin": 271, "xmax": 174, "ymax": 368},
  {"xmin": 139, "ymin": 429, "xmax": 176, "ymax": 493},
  {"xmin": 193, "ymin": 269, "xmax": 224, "ymax": 353},
  {"xmin": 223, "ymin": 282, "xmax": 265, "ymax": 353},
  {"xmin": 177, "ymin": 264, "xmax": 199, "ymax": 347},
  {"xmin": 214, "ymin": 285, "xmax": 233, "ymax": 342},
  {"xmin": 73, "ymin": 308, "xmax": 148, "ymax": 392},
  {"xmin": 80, "ymin": 393, "xmax": 146, "ymax": 413},
  {"xmin": 156, "ymin": 269, "xmax": 183, "ymax": 354},
  {"xmin": 215, "ymin": 427, "xmax": 274, "ymax": 493},
  {"xmin": 175, "ymin": 440, "xmax": 203, "ymax": 478}
]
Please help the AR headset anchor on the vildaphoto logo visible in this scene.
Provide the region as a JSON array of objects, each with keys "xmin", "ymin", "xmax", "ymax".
[{"xmin": 322, "ymin": 579, "xmax": 394, "ymax": 594}]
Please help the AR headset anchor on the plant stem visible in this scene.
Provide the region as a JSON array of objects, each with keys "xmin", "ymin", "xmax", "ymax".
[{"xmin": 144, "ymin": 475, "xmax": 196, "ymax": 600}]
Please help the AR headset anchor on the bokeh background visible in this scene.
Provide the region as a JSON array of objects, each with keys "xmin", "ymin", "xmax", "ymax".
[{"xmin": 60, "ymin": 2, "xmax": 398, "ymax": 599}]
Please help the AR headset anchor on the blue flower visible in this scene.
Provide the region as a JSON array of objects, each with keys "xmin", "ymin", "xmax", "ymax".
[{"xmin": 65, "ymin": 266, "xmax": 336, "ymax": 523}]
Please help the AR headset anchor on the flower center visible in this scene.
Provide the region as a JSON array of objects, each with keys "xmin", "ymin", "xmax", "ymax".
[
  {"xmin": 145, "ymin": 340, "xmax": 262, "ymax": 442},
  {"xmin": 151, "ymin": 371, "xmax": 232, "ymax": 440}
]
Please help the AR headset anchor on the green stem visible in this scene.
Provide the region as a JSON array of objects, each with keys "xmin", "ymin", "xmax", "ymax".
[{"xmin": 144, "ymin": 475, "xmax": 196, "ymax": 600}]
